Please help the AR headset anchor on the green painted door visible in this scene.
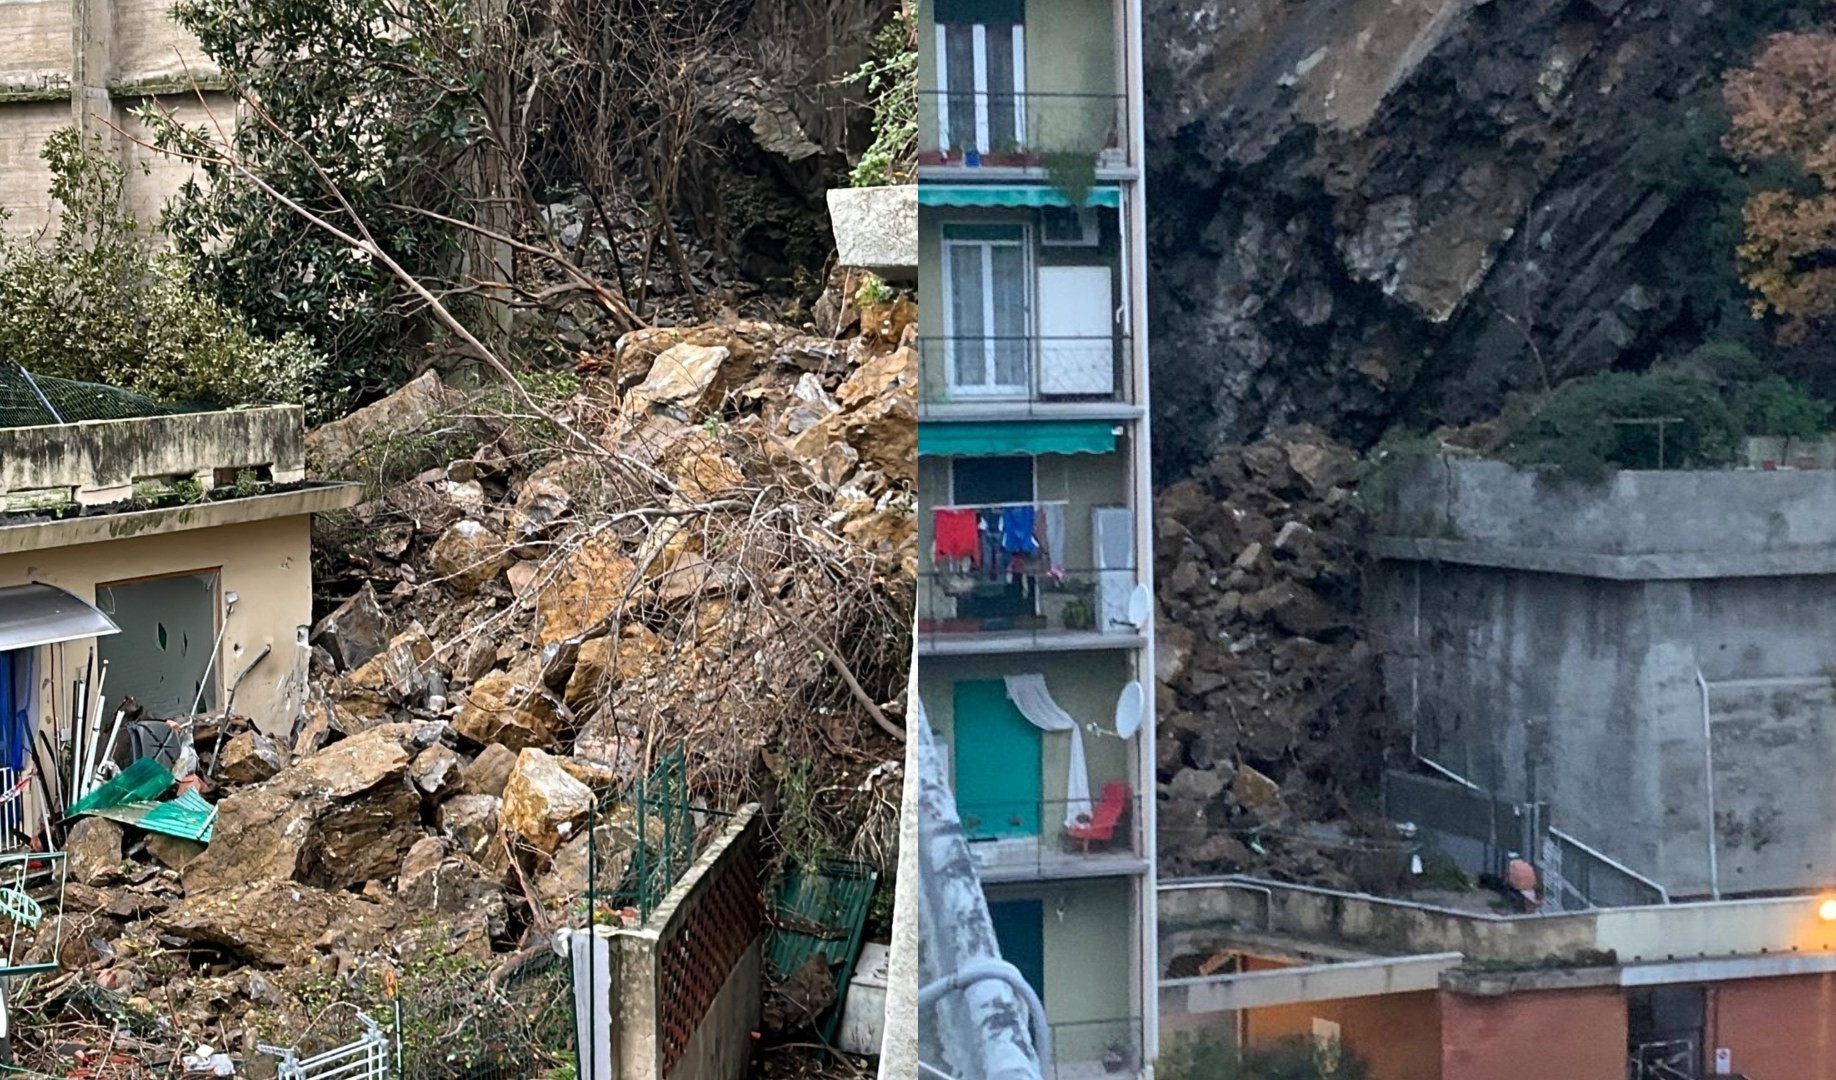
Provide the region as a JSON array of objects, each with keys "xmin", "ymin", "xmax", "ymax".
[
  {"xmin": 952, "ymin": 680, "xmax": 1041, "ymax": 838},
  {"xmin": 988, "ymin": 898, "xmax": 1047, "ymax": 1007}
]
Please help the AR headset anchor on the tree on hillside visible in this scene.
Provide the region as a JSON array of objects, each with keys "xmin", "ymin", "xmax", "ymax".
[{"xmin": 1725, "ymin": 28, "xmax": 1836, "ymax": 341}]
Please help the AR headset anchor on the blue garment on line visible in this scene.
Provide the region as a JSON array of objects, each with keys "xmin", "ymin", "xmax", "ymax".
[{"xmin": 1001, "ymin": 506, "xmax": 1039, "ymax": 557}]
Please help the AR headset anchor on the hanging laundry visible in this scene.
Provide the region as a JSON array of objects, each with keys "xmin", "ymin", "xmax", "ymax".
[
  {"xmin": 979, "ymin": 510, "xmax": 1005, "ymax": 580},
  {"xmin": 1001, "ymin": 505, "xmax": 1039, "ymax": 558},
  {"xmin": 1043, "ymin": 503, "xmax": 1068, "ymax": 582},
  {"xmin": 932, "ymin": 508, "xmax": 980, "ymax": 567}
]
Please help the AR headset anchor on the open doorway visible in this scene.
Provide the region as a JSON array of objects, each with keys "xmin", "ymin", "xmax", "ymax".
[{"xmin": 95, "ymin": 571, "xmax": 220, "ymax": 721}]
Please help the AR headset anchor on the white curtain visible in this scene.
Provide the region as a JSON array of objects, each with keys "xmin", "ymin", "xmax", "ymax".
[{"xmin": 1003, "ymin": 674, "xmax": 1091, "ymax": 828}]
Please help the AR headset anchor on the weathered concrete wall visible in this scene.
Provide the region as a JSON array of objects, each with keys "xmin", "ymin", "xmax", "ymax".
[
  {"xmin": 0, "ymin": 513, "xmax": 314, "ymax": 736},
  {"xmin": 0, "ymin": 407, "xmax": 307, "ymax": 506},
  {"xmin": 1372, "ymin": 456, "xmax": 1836, "ymax": 895},
  {"xmin": 0, "ymin": 0, "xmax": 225, "ymax": 235}
]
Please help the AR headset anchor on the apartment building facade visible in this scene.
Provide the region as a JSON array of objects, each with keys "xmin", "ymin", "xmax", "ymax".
[{"xmin": 914, "ymin": 0, "xmax": 1158, "ymax": 1074}]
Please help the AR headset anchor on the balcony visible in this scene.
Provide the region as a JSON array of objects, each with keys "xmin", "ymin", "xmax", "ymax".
[
  {"xmin": 918, "ymin": 567, "xmax": 1143, "ymax": 654},
  {"xmin": 919, "ymin": 336, "xmax": 1136, "ymax": 419},
  {"xmin": 1045, "ymin": 1017, "xmax": 1144, "ymax": 1079},
  {"xmin": 958, "ymin": 793, "xmax": 1147, "ymax": 883},
  {"xmin": 919, "ymin": 91, "xmax": 1130, "ymax": 172}
]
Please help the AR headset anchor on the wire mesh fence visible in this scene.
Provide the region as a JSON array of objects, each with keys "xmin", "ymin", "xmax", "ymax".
[
  {"xmin": 585, "ymin": 746, "xmax": 699, "ymax": 925},
  {"xmin": 0, "ymin": 363, "xmax": 185, "ymax": 428}
]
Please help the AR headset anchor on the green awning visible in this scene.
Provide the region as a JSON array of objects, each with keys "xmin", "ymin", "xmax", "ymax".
[
  {"xmin": 918, "ymin": 185, "xmax": 1121, "ymax": 209},
  {"xmin": 919, "ymin": 420, "xmax": 1117, "ymax": 456}
]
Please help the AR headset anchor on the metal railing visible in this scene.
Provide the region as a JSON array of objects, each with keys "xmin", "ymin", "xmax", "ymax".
[
  {"xmin": 918, "ymin": 566, "xmax": 1143, "ymax": 646},
  {"xmin": 918, "ymin": 337, "xmax": 1134, "ymax": 415},
  {"xmin": 957, "ymin": 794, "xmax": 1145, "ymax": 881},
  {"xmin": 919, "ymin": 91, "xmax": 1128, "ymax": 168},
  {"xmin": 259, "ymin": 1012, "xmax": 391, "ymax": 1080}
]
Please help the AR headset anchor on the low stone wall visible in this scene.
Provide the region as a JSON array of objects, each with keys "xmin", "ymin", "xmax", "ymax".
[
  {"xmin": 601, "ymin": 805, "xmax": 763, "ymax": 1080},
  {"xmin": 0, "ymin": 406, "xmax": 306, "ymax": 507}
]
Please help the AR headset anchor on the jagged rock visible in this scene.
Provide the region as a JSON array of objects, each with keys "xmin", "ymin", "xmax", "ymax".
[
  {"xmin": 410, "ymin": 744, "xmax": 464, "ymax": 801},
  {"xmin": 622, "ymin": 343, "xmax": 730, "ymax": 419},
  {"xmin": 536, "ymin": 535, "xmax": 638, "ymax": 644},
  {"xmin": 305, "ymin": 371, "xmax": 464, "ymax": 470},
  {"xmin": 218, "ymin": 731, "xmax": 285, "ymax": 785},
  {"xmin": 1166, "ymin": 767, "xmax": 1232, "ymax": 803},
  {"xmin": 506, "ymin": 560, "xmax": 541, "ymax": 596},
  {"xmin": 1233, "ymin": 765, "xmax": 1281, "ymax": 809},
  {"xmin": 438, "ymin": 794, "xmax": 503, "ymax": 867},
  {"xmin": 453, "ymin": 663, "xmax": 555, "ymax": 751},
  {"xmin": 378, "ymin": 624, "xmax": 437, "ymax": 702},
  {"xmin": 565, "ymin": 627, "xmax": 662, "ymax": 707},
  {"xmin": 463, "ymin": 744, "xmax": 518, "ymax": 799},
  {"xmin": 182, "ymin": 725, "xmax": 422, "ymax": 895},
  {"xmin": 146, "ymin": 833, "xmax": 208, "ymax": 872},
  {"xmin": 397, "ymin": 839, "xmax": 506, "ymax": 953},
  {"xmin": 310, "ymin": 583, "xmax": 389, "ymax": 673},
  {"xmin": 159, "ymin": 881, "xmax": 402, "ymax": 967},
  {"xmin": 500, "ymin": 748, "xmax": 594, "ymax": 855},
  {"xmin": 429, "ymin": 520, "xmax": 514, "ymax": 592},
  {"xmin": 67, "ymin": 817, "xmax": 124, "ymax": 886},
  {"xmin": 507, "ymin": 477, "xmax": 573, "ymax": 556}
]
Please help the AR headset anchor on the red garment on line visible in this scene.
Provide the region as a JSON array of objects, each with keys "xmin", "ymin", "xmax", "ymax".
[{"xmin": 932, "ymin": 509, "xmax": 980, "ymax": 566}]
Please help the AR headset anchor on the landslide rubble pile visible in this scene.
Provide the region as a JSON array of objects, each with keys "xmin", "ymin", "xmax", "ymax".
[
  {"xmin": 10, "ymin": 295, "xmax": 915, "ymax": 1076},
  {"xmin": 1154, "ymin": 426, "xmax": 1403, "ymax": 889}
]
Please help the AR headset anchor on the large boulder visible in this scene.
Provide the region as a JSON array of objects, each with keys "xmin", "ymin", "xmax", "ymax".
[
  {"xmin": 66, "ymin": 818, "xmax": 124, "ymax": 887},
  {"xmin": 159, "ymin": 881, "xmax": 403, "ymax": 967},
  {"xmin": 622, "ymin": 343, "xmax": 730, "ymax": 419},
  {"xmin": 462, "ymin": 743, "xmax": 518, "ymax": 799},
  {"xmin": 217, "ymin": 731, "xmax": 285, "ymax": 785},
  {"xmin": 181, "ymin": 725, "xmax": 422, "ymax": 895},
  {"xmin": 439, "ymin": 794, "xmax": 504, "ymax": 868},
  {"xmin": 310, "ymin": 583, "xmax": 389, "ymax": 673},
  {"xmin": 507, "ymin": 477, "xmax": 574, "ymax": 557},
  {"xmin": 452, "ymin": 662, "xmax": 556, "ymax": 751},
  {"xmin": 429, "ymin": 520, "xmax": 514, "ymax": 592},
  {"xmin": 535, "ymin": 535, "xmax": 637, "ymax": 645},
  {"xmin": 500, "ymin": 748, "xmax": 594, "ymax": 855},
  {"xmin": 410, "ymin": 744, "xmax": 464, "ymax": 801},
  {"xmin": 305, "ymin": 371, "xmax": 464, "ymax": 471},
  {"xmin": 398, "ymin": 839, "xmax": 507, "ymax": 954}
]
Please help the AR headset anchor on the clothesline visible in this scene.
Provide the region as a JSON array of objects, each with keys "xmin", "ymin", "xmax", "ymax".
[{"xmin": 931, "ymin": 499, "xmax": 1070, "ymax": 512}]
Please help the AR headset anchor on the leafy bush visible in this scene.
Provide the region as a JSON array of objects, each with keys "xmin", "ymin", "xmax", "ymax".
[
  {"xmin": 848, "ymin": 7, "xmax": 916, "ymax": 187},
  {"xmin": 1158, "ymin": 1032, "xmax": 1373, "ymax": 1080},
  {"xmin": 1500, "ymin": 371, "xmax": 1740, "ymax": 482},
  {"xmin": 1736, "ymin": 374, "xmax": 1830, "ymax": 439},
  {"xmin": 0, "ymin": 128, "xmax": 324, "ymax": 416}
]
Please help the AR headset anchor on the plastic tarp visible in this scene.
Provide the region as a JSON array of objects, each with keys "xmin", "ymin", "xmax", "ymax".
[
  {"xmin": 0, "ymin": 583, "xmax": 119, "ymax": 653},
  {"xmin": 918, "ymin": 185, "xmax": 1121, "ymax": 209},
  {"xmin": 91, "ymin": 789, "xmax": 216, "ymax": 843},
  {"xmin": 67, "ymin": 758, "xmax": 173, "ymax": 818},
  {"xmin": 918, "ymin": 420, "xmax": 1117, "ymax": 457}
]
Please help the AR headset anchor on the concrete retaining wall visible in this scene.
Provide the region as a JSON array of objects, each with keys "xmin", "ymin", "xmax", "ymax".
[
  {"xmin": 0, "ymin": 406, "xmax": 306, "ymax": 506},
  {"xmin": 1371, "ymin": 455, "xmax": 1836, "ymax": 895}
]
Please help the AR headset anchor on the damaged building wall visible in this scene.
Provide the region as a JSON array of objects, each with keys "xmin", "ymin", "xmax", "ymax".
[
  {"xmin": 0, "ymin": 514, "xmax": 313, "ymax": 737},
  {"xmin": 1369, "ymin": 456, "xmax": 1836, "ymax": 898}
]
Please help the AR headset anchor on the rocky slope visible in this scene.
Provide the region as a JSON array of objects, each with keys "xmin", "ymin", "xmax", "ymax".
[{"xmin": 1145, "ymin": 0, "xmax": 1818, "ymax": 476}]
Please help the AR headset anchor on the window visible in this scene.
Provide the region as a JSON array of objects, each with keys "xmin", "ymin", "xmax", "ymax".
[
  {"xmin": 950, "ymin": 456, "xmax": 1034, "ymax": 505},
  {"xmin": 935, "ymin": 0, "xmax": 1025, "ymax": 155},
  {"xmin": 943, "ymin": 225, "xmax": 1030, "ymax": 396}
]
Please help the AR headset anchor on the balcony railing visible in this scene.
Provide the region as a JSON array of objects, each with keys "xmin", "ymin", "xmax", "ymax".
[
  {"xmin": 919, "ymin": 336, "xmax": 1135, "ymax": 415},
  {"xmin": 919, "ymin": 91, "xmax": 1129, "ymax": 169},
  {"xmin": 957, "ymin": 794, "xmax": 1145, "ymax": 881},
  {"xmin": 1045, "ymin": 1017, "xmax": 1144, "ymax": 1079},
  {"xmin": 918, "ymin": 567, "xmax": 1143, "ymax": 648}
]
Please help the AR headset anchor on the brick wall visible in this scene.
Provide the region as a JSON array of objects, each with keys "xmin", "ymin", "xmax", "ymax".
[
  {"xmin": 1709, "ymin": 973, "xmax": 1836, "ymax": 1080},
  {"xmin": 1247, "ymin": 990, "xmax": 1442, "ymax": 1080}
]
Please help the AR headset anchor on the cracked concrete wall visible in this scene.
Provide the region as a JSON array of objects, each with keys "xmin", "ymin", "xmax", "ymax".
[{"xmin": 0, "ymin": 0, "xmax": 226, "ymax": 235}]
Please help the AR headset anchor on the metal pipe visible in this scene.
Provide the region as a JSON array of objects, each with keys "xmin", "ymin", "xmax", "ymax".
[
  {"xmin": 916, "ymin": 701, "xmax": 1043, "ymax": 1080},
  {"xmin": 917, "ymin": 960, "xmax": 1050, "ymax": 1061},
  {"xmin": 1698, "ymin": 670, "xmax": 1720, "ymax": 900},
  {"xmin": 79, "ymin": 660, "xmax": 108, "ymax": 797}
]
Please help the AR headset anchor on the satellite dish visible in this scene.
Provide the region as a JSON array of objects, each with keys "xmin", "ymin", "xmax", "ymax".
[
  {"xmin": 1114, "ymin": 681, "xmax": 1145, "ymax": 740},
  {"xmin": 1125, "ymin": 584, "xmax": 1151, "ymax": 629}
]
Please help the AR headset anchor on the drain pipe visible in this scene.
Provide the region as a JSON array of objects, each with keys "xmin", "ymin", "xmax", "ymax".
[
  {"xmin": 1698, "ymin": 670, "xmax": 1720, "ymax": 900},
  {"xmin": 916, "ymin": 701, "xmax": 1044, "ymax": 1080}
]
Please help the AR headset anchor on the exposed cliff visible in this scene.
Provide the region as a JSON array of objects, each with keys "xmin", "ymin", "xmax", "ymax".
[{"xmin": 1146, "ymin": 0, "xmax": 1819, "ymax": 478}]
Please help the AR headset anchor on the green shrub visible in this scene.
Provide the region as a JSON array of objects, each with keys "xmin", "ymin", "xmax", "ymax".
[
  {"xmin": 848, "ymin": 8, "xmax": 916, "ymax": 188},
  {"xmin": 1501, "ymin": 371, "xmax": 1740, "ymax": 482},
  {"xmin": 1158, "ymin": 1032, "xmax": 1373, "ymax": 1080},
  {"xmin": 0, "ymin": 128, "xmax": 324, "ymax": 417},
  {"xmin": 1735, "ymin": 375, "xmax": 1830, "ymax": 439}
]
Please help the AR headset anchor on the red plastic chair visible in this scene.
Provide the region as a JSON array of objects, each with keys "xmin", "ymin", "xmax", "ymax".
[{"xmin": 1065, "ymin": 782, "xmax": 1130, "ymax": 853}]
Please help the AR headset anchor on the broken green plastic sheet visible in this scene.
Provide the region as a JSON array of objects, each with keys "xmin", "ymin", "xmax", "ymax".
[
  {"xmin": 66, "ymin": 758, "xmax": 173, "ymax": 817},
  {"xmin": 92, "ymin": 789, "xmax": 216, "ymax": 843},
  {"xmin": 918, "ymin": 184, "xmax": 1121, "ymax": 209},
  {"xmin": 918, "ymin": 419, "xmax": 1118, "ymax": 457},
  {"xmin": 765, "ymin": 860, "xmax": 878, "ymax": 1046}
]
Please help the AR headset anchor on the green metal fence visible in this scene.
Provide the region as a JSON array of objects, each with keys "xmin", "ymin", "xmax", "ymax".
[
  {"xmin": 586, "ymin": 746, "xmax": 698, "ymax": 924},
  {"xmin": 764, "ymin": 859, "xmax": 878, "ymax": 1046}
]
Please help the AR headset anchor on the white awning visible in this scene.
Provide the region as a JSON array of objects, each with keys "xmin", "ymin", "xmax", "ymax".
[{"xmin": 0, "ymin": 583, "xmax": 119, "ymax": 652}]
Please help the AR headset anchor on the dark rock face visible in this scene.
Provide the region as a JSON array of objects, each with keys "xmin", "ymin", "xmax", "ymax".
[{"xmin": 1146, "ymin": 0, "xmax": 1817, "ymax": 477}]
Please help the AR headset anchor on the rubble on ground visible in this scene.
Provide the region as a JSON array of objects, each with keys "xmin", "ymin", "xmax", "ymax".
[
  {"xmin": 1154, "ymin": 426, "xmax": 1403, "ymax": 890},
  {"xmin": 8, "ymin": 284, "xmax": 913, "ymax": 1076}
]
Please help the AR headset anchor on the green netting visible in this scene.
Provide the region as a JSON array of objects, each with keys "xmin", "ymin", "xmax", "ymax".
[{"xmin": 0, "ymin": 363, "xmax": 186, "ymax": 428}]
